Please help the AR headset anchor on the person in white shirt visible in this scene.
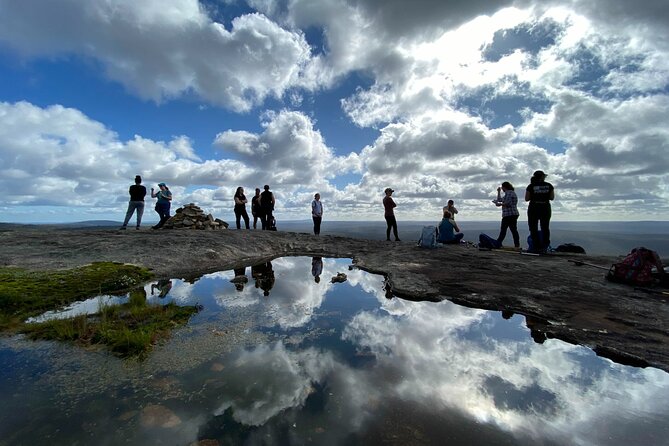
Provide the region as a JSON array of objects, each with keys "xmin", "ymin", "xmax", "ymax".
[{"xmin": 311, "ymin": 193, "xmax": 323, "ymax": 235}]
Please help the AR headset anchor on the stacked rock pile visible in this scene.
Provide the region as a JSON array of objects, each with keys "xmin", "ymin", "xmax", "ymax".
[{"xmin": 163, "ymin": 203, "xmax": 229, "ymax": 230}]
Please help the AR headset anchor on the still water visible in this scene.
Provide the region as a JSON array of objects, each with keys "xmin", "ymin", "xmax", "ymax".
[{"xmin": 1, "ymin": 257, "xmax": 668, "ymax": 446}]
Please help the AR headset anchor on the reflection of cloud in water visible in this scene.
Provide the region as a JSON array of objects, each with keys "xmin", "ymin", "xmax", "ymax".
[
  {"xmin": 214, "ymin": 342, "xmax": 336, "ymax": 426},
  {"xmin": 341, "ymin": 300, "xmax": 669, "ymax": 445}
]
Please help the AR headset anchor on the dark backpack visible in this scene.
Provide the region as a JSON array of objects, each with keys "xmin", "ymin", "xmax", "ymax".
[
  {"xmin": 478, "ymin": 233, "xmax": 501, "ymax": 250},
  {"xmin": 607, "ymin": 247, "xmax": 663, "ymax": 286},
  {"xmin": 268, "ymin": 216, "xmax": 277, "ymax": 231},
  {"xmin": 555, "ymin": 243, "xmax": 586, "ymax": 254}
]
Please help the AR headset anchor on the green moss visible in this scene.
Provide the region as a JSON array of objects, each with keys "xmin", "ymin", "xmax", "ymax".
[
  {"xmin": 0, "ymin": 262, "xmax": 154, "ymax": 329},
  {"xmin": 22, "ymin": 301, "xmax": 198, "ymax": 358}
]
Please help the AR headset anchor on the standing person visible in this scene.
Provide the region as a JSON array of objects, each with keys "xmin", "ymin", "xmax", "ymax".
[
  {"xmin": 120, "ymin": 175, "xmax": 146, "ymax": 230},
  {"xmin": 437, "ymin": 210, "xmax": 464, "ymax": 244},
  {"xmin": 525, "ymin": 170, "xmax": 554, "ymax": 253},
  {"xmin": 446, "ymin": 200, "xmax": 458, "ymax": 220},
  {"xmin": 151, "ymin": 182, "xmax": 172, "ymax": 229},
  {"xmin": 259, "ymin": 185, "xmax": 275, "ymax": 230},
  {"xmin": 233, "ymin": 187, "xmax": 251, "ymax": 229},
  {"xmin": 311, "ymin": 256, "xmax": 323, "ymax": 283},
  {"xmin": 251, "ymin": 188, "xmax": 261, "ymax": 229},
  {"xmin": 383, "ymin": 188, "xmax": 400, "ymax": 241},
  {"xmin": 494, "ymin": 182, "xmax": 520, "ymax": 248},
  {"xmin": 311, "ymin": 193, "xmax": 323, "ymax": 235}
]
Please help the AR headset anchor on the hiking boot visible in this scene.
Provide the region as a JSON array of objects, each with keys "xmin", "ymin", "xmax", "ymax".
[{"xmin": 119, "ymin": 226, "xmax": 126, "ymax": 230}]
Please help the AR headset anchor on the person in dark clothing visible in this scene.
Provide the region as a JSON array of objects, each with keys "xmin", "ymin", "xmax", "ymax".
[
  {"xmin": 525, "ymin": 170, "xmax": 554, "ymax": 253},
  {"xmin": 311, "ymin": 193, "xmax": 323, "ymax": 235},
  {"xmin": 120, "ymin": 175, "xmax": 147, "ymax": 230},
  {"xmin": 259, "ymin": 185, "xmax": 275, "ymax": 230},
  {"xmin": 233, "ymin": 186, "xmax": 251, "ymax": 229},
  {"xmin": 383, "ymin": 188, "xmax": 400, "ymax": 241},
  {"xmin": 251, "ymin": 188, "xmax": 261, "ymax": 229}
]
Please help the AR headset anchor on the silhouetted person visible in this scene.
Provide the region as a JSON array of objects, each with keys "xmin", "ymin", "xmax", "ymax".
[
  {"xmin": 234, "ymin": 186, "xmax": 251, "ymax": 229},
  {"xmin": 120, "ymin": 175, "xmax": 147, "ymax": 230},
  {"xmin": 383, "ymin": 187, "xmax": 400, "ymax": 241},
  {"xmin": 232, "ymin": 266, "xmax": 248, "ymax": 291},
  {"xmin": 259, "ymin": 185, "xmax": 275, "ymax": 230},
  {"xmin": 251, "ymin": 188, "xmax": 261, "ymax": 229},
  {"xmin": 437, "ymin": 209, "xmax": 464, "ymax": 244},
  {"xmin": 525, "ymin": 170, "xmax": 554, "ymax": 253}
]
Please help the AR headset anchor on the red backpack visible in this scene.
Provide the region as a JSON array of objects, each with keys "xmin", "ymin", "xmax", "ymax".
[{"xmin": 607, "ymin": 247, "xmax": 664, "ymax": 286}]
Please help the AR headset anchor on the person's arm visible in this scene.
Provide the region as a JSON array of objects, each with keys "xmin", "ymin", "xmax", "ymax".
[
  {"xmin": 452, "ymin": 220, "xmax": 460, "ymax": 232},
  {"xmin": 549, "ymin": 188, "xmax": 555, "ymax": 201},
  {"xmin": 525, "ymin": 189, "xmax": 531, "ymax": 202},
  {"xmin": 452, "ymin": 207, "xmax": 458, "ymax": 214},
  {"xmin": 234, "ymin": 196, "xmax": 243, "ymax": 205},
  {"xmin": 151, "ymin": 188, "xmax": 157, "ymax": 198},
  {"xmin": 165, "ymin": 191, "xmax": 172, "ymax": 201}
]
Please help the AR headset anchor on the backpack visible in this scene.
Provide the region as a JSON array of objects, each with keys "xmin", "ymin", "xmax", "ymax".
[
  {"xmin": 555, "ymin": 243, "xmax": 586, "ymax": 254},
  {"xmin": 607, "ymin": 247, "xmax": 663, "ymax": 286},
  {"xmin": 527, "ymin": 231, "xmax": 543, "ymax": 251},
  {"xmin": 417, "ymin": 226, "xmax": 438, "ymax": 248},
  {"xmin": 268, "ymin": 216, "xmax": 277, "ymax": 231},
  {"xmin": 478, "ymin": 233, "xmax": 502, "ymax": 250}
]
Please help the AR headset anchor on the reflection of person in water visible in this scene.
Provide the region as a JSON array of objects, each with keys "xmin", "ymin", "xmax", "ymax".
[
  {"xmin": 311, "ymin": 257, "xmax": 323, "ymax": 283},
  {"xmin": 151, "ymin": 279, "xmax": 173, "ymax": 298},
  {"xmin": 232, "ymin": 266, "xmax": 248, "ymax": 292},
  {"xmin": 252, "ymin": 261, "xmax": 275, "ymax": 296},
  {"xmin": 525, "ymin": 315, "xmax": 547, "ymax": 344}
]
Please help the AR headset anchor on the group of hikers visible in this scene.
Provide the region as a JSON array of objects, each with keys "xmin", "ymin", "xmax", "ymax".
[
  {"xmin": 119, "ymin": 169, "xmax": 555, "ymax": 253},
  {"xmin": 411, "ymin": 170, "xmax": 554, "ymax": 253}
]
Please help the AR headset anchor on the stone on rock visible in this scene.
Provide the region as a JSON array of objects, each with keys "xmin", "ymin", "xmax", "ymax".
[{"xmin": 331, "ymin": 272, "xmax": 347, "ymax": 283}]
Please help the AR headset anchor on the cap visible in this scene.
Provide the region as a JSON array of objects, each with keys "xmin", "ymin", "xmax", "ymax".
[
  {"xmin": 533, "ymin": 170, "xmax": 547, "ymax": 178},
  {"xmin": 157, "ymin": 182, "xmax": 166, "ymax": 187},
  {"xmin": 384, "ymin": 188, "xmax": 394, "ymax": 194}
]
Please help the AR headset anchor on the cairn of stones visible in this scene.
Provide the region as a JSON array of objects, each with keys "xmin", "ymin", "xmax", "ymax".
[{"xmin": 163, "ymin": 203, "xmax": 229, "ymax": 230}]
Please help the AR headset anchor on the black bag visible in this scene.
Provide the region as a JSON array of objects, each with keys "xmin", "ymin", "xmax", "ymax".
[
  {"xmin": 268, "ymin": 216, "xmax": 277, "ymax": 231},
  {"xmin": 479, "ymin": 233, "xmax": 501, "ymax": 249},
  {"xmin": 555, "ymin": 243, "xmax": 586, "ymax": 254}
]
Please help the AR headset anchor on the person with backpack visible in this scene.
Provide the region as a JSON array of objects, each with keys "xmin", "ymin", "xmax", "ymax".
[
  {"xmin": 437, "ymin": 210, "xmax": 464, "ymax": 244},
  {"xmin": 259, "ymin": 185, "xmax": 275, "ymax": 230},
  {"xmin": 525, "ymin": 170, "xmax": 554, "ymax": 253},
  {"xmin": 494, "ymin": 181, "xmax": 520, "ymax": 248},
  {"xmin": 383, "ymin": 188, "xmax": 400, "ymax": 241}
]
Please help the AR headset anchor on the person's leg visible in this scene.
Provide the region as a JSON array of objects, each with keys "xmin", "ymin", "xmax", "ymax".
[
  {"xmin": 260, "ymin": 211, "xmax": 267, "ymax": 230},
  {"xmin": 454, "ymin": 232, "xmax": 464, "ymax": 242},
  {"xmin": 242, "ymin": 209, "xmax": 250, "ymax": 229},
  {"xmin": 136, "ymin": 202, "xmax": 144, "ymax": 228},
  {"xmin": 497, "ymin": 216, "xmax": 510, "ymax": 244},
  {"xmin": 509, "ymin": 215, "xmax": 520, "ymax": 247},
  {"xmin": 313, "ymin": 216, "xmax": 321, "ymax": 235},
  {"xmin": 385, "ymin": 216, "xmax": 392, "ymax": 240},
  {"xmin": 121, "ymin": 202, "xmax": 135, "ymax": 228},
  {"xmin": 153, "ymin": 204, "xmax": 162, "ymax": 228},
  {"xmin": 158, "ymin": 204, "xmax": 171, "ymax": 228},
  {"xmin": 235, "ymin": 209, "xmax": 242, "ymax": 229},
  {"xmin": 528, "ymin": 206, "xmax": 540, "ymax": 251},
  {"xmin": 391, "ymin": 216, "xmax": 400, "ymax": 241},
  {"xmin": 539, "ymin": 206, "xmax": 552, "ymax": 249}
]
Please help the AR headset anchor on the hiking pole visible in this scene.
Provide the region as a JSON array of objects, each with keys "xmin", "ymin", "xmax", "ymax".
[{"xmin": 567, "ymin": 259, "xmax": 609, "ymax": 270}]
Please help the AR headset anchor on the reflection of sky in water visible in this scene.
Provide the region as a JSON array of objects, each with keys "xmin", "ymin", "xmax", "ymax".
[{"xmin": 2, "ymin": 257, "xmax": 669, "ymax": 445}]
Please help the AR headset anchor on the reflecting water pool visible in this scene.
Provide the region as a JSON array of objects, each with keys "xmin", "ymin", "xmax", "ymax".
[{"xmin": 1, "ymin": 257, "xmax": 668, "ymax": 445}]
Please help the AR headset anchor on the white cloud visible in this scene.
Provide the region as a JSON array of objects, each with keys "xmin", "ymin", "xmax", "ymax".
[{"xmin": 0, "ymin": 0, "xmax": 311, "ymax": 111}]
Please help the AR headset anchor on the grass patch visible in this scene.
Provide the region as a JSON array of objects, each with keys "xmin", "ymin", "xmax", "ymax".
[
  {"xmin": 21, "ymin": 296, "xmax": 198, "ymax": 358},
  {"xmin": 0, "ymin": 262, "xmax": 154, "ymax": 329}
]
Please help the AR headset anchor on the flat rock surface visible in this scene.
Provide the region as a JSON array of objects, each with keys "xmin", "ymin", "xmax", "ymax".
[{"xmin": 1, "ymin": 225, "xmax": 668, "ymax": 373}]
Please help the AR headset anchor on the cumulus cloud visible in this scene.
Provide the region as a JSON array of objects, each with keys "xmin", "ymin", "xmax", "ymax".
[{"xmin": 0, "ymin": 0, "xmax": 311, "ymax": 111}]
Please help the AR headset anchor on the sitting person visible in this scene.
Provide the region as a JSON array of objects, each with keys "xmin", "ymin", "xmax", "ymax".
[{"xmin": 437, "ymin": 210, "xmax": 464, "ymax": 244}]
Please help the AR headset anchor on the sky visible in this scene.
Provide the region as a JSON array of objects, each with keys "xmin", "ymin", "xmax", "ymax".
[{"xmin": 0, "ymin": 0, "xmax": 668, "ymax": 223}]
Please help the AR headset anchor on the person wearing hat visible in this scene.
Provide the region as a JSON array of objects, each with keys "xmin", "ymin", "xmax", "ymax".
[
  {"xmin": 259, "ymin": 185, "xmax": 276, "ymax": 230},
  {"xmin": 383, "ymin": 188, "xmax": 400, "ymax": 241},
  {"xmin": 525, "ymin": 170, "xmax": 554, "ymax": 252},
  {"xmin": 151, "ymin": 182, "xmax": 172, "ymax": 229},
  {"xmin": 119, "ymin": 175, "xmax": 147, "ymax": 230}
]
